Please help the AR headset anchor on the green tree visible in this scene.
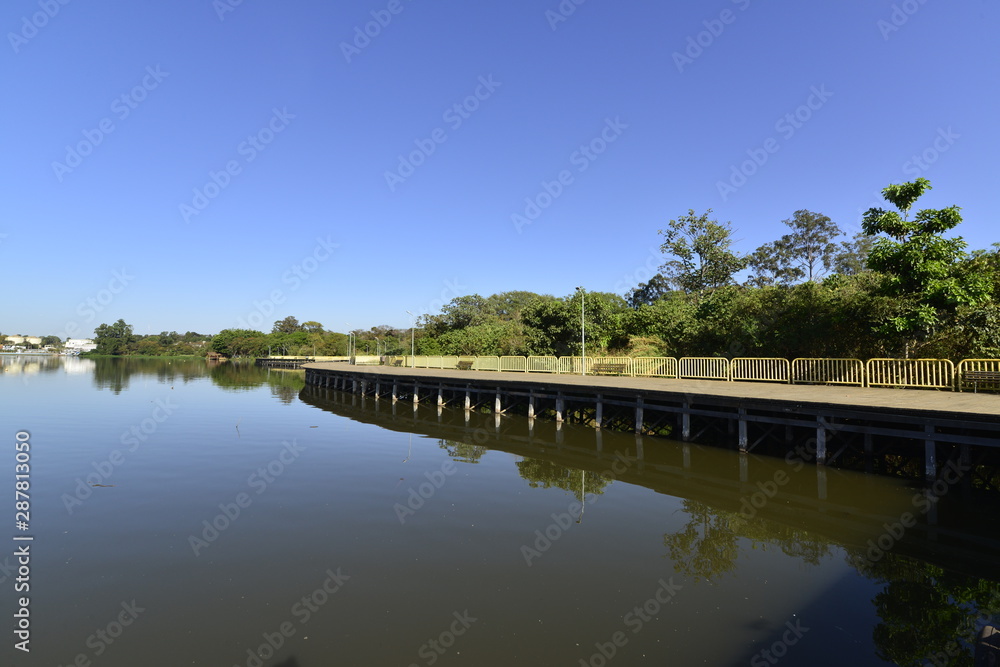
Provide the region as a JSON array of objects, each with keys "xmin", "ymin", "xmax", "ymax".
[
  {"xmin": 135, "ymin": 337, "xmax": 165, "ymax": 356},
  {"xmin": 659, "ymin": 210, "xmax": 747, "ymax": 297},
  {"xmin": 746, "ymin": 211, "xmax": 841, "ymax": 286},
  {"xmin": 625, "ymin": 273, "xmax": 672, "ymax": 307},
  {"xmin": 211, "ymin": 329, "xmax": 268, "ymax": 358},
  {"xmin": 746, "ymin": 242, "xmax": 800, "ymax": 287},
  {"xmin": 776, "ymin": 209, "xmax": 842, "ymax": 282},
  {"xmin": 862, "ymin": 179, "xmax": 992, "ymax": 353},
  {"xmin": 522, "ymin": 297, "xmax": 575, "ymax": 355},
  {"xmin": 94, "ymin": 319, "xmax": 137, "ymax": 356},
  {"xmin": 301, "ymin": 321, "xmax": 324, "ymax": 333},
  {"xmin": 272, "ymin": 316, "xmax": 302, "ymax": 334},
  {"xmin": 831, "ymin": 232, "xmax": 876, "ymax": 276}
]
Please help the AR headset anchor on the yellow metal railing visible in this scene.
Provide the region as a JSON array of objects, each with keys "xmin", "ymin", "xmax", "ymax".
[
  {"xmin": 472, "ymin": 356, "xmax": 500, "ymax": 371},
  {"xmin": 527, "ymin": 356, "xmax": 560, "ymax": 373},
  {"xmin": 500, "ymin": 356, "xmax": 527, "ymax": 372},
  {"xmin": 791, "ymin": 358, "xmax": 866, "ymax": 386},
  {"xmin": 731, "ymin": 358, "xmax": 790, "ymax": 383},
  {"xmin": 586, "ymin": 356, "xmax": 633, "ymax": 375},
  {"xmin": 866, "ymin": 358, "xmax": 955, "ymax": 390},
  {"xmin": 679, "ymin": 357, "xmax": 731, "ymax": 381},
  {"xmin": 352, "ymin": 355, "xmax": 382, "ymax": 365},
  {"xmin": 957, "ymin": 359, "xmax": 1000, "ymax": 392},
  {"xmin": 335, "ymin": 355, "xmax": 998, "ymax": 392},
  {"xmin": 556, "ymin": 356, "xmax": 580, "ymax": 374},
  {"xmin": 633, "ymin": 357, "xmax": 678, "ymax": 378}
]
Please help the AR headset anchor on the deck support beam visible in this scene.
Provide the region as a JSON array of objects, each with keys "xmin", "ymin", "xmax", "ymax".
[
  {"xmin": 925, "ymin": 425, "xmax": 937, "ymax": 480},
  {"xmin": 816, "ymin": 417, "xmax": 827, "ymax": 465},
  {"xmin": 681, "ymin": 401, "xmax": 691, "ymax": 442},
  {"xmin": 738, "ymin": 408, "xmax": 748, "ymax": 452}
]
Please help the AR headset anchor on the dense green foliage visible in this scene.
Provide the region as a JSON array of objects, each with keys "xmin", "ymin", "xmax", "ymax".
[{"xmin": 382, "ymin": 180, "xmax": 998, "ymax": 360}]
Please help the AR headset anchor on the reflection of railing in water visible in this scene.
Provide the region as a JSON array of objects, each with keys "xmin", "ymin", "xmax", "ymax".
[{"xmin": 298, "ymin": 383, "xmax": 1000, "ymax": 583}]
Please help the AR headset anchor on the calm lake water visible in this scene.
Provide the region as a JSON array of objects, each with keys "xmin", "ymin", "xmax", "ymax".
[{"xmin": 2, "ymin": 356, "xmax": 998, "ymax": 666}]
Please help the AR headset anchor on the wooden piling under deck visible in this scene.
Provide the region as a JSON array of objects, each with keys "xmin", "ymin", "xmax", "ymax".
[{"xmin": 303, "ymin": 363, "xmax": 1000, "ymax": 478}]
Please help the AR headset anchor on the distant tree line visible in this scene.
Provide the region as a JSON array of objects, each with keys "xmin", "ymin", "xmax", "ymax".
[
  {"xmin": 89, "ymin": 320, "xmax": 213, "ymax": 356},
  {"xmin": 208, "ymin": 316, "xmax": 360, "ymax": 358},
  {"xmin": 97, "ymin": 180, "xmax": 1000, "ymax": 362}
]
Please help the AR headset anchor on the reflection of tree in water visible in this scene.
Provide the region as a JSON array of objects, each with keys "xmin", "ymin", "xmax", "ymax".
[
  {"xmin": 264, "ymin": 369, "xmax": 306, "ymax": 404},
  {"xmin": 663, "ymin": 500, "xmax": 1000, "ymax": 664},
  {"xmin": 92, "ymin": 357, "xmax": 132, "ymax": 394},
  {"xmin": 90, "ymin": 358, "xmax": 303, "ymax": 398},
  {"xmin": 92, "ymin": 357, "xmax": 209, "ymax": 394},
  {"xmin": 847, "ymin": 551, "xmax": 1000, "ymax": 666},
  {"xmin": 438, "ymin": 439, "xmax": 489, "ymax": 464},
  {"xmin": 209, "ymin": 361, "xmax": 269, "ymax": 391},
  {"xmin": 515, "ymin": 457, "xmax": 612, "ymax": 502},
  {"xmin": 663, "ymin": 499, "xmax": 831, "ymax": 582}
]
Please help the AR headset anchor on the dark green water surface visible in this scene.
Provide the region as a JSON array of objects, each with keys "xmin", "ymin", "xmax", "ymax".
[{"xmin": 1, "ymin": 356, "xmax": 998, "ymax": 666}]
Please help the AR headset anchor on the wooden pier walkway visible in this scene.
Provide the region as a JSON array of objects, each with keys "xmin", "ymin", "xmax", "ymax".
[{"xmin": 303, "ymin": 363, "xmax": 1000, "ymax": 477}]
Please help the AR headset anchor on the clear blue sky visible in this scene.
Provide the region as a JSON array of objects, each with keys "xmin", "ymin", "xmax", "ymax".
[{"xmin": 2, "ymin": 0, "xmax": 997, "ymax": 338}]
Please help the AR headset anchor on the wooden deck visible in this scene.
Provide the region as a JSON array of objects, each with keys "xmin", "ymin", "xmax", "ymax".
[{"xmin": 304, "ymin": 363, "xmax": 1000, "ymax": 418}]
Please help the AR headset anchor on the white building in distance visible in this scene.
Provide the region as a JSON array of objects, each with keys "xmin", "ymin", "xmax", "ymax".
[{"xmin": 65, "ymin": 339, "xmax": 97, "ymax": 352}]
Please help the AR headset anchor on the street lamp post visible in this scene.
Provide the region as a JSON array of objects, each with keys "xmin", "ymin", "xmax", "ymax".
[
  {"xmin": 345, "ymin": 324, "xmax": 354, "ymax": 364},
  {"xmin": 576, "ymin": 287, "xmax": 586, "ymax": 376},
  {"xmin": 405, "ymin": 310, "xmax": 415, "ymax": 367}
]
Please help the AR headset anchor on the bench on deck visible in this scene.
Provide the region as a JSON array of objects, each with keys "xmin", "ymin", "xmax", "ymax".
[
  {"xmin": 591, "ymin": 363, "xmax": 629, "ymax": 376},
  {"xmin": 963, "ymin": 370, "xmax": 1000, "ymax": 393},
  {"xmin": 456, "ymin": 360, "xmax": 475, "ymax": 371},
  {"xmin": 391, "ymin": 359, "xmax": 403, "ymax": 367}
]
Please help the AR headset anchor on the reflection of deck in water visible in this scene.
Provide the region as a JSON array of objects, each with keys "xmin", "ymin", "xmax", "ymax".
[
  {"xmin": 303, "ymin": 364, "xmax": 1000, "ymax": 482},
  {"xmin": 299, "ymin": 383, "xmax": 1000, "ymax": 582}
]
